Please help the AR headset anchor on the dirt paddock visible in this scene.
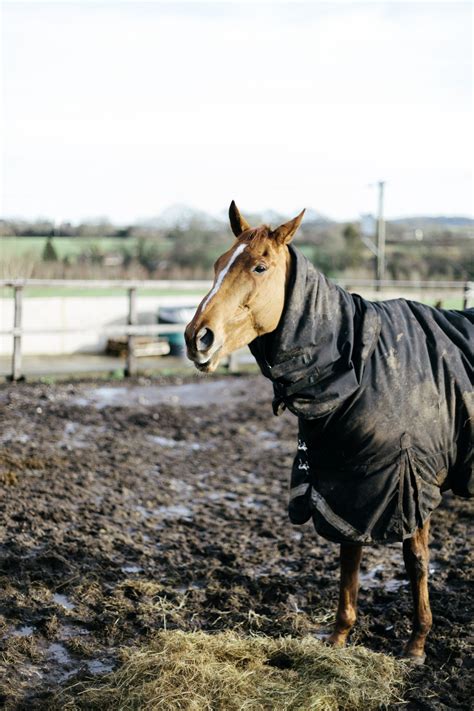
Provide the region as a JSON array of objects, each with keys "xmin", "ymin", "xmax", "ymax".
[{"xmin": 0, "ymin": 374, "xmax": 472, "ymax": 709}]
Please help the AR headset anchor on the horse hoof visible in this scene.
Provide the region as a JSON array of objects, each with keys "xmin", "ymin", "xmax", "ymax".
[
  {"xmin": 325, "ymin": 633, "xmax": 347, "ymax": 648},
  {"xmin": 403, "ymin": 652, "xmax": 426, "ymax": 666}
]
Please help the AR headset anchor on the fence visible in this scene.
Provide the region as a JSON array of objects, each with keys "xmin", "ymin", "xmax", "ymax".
[{"xmin": 1, "ymin": 277, "xmax": 472, "ymax": 381}]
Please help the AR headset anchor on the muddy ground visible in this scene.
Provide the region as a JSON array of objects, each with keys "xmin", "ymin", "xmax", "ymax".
[{"xmin": 0, "ymin": 374, "xmax": 472, "ymax": 710}]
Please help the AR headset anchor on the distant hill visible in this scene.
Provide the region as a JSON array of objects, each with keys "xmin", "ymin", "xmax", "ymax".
[
  {"xmin": 389, "ymin": 216, "xmax": 474, "ymax": 229},
  {"xmin": 141, "ymin": 204, "xmax": 222, "ymax": 231},
  {"xmin": 299, "ymin": 208, "xmax": 333, "ymax": 225},
  {"xmin": 143, "ymin": 206, "xmax": 472, "ymax": 232},
  {"xmin": 142, "ymin": 204, "xmax": 333, "ymax": 230},
  {"xmin": 242, "ymin": 208, "xmax": 332, "ymax": 227}
]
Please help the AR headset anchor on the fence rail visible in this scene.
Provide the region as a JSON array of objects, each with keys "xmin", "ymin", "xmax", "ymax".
[
  {"xmin": 1, "ymin": 277, "xmax": 470, "ymax": 289},
  {"xmin": 0, "ymin": 278, "xmax": 211, "ymax": 290},
  {"xmin": 1, "ymin": 278, "xmax": 472, "ymax": 381}
]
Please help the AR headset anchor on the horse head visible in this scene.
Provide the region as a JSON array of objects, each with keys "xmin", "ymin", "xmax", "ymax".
[{"xmin": 185, "ymin": 201, "xmax": 305, "ymax": 372}]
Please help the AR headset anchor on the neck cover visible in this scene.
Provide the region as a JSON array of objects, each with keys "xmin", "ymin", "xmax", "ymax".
[
  {"xmin": 249, "ymin": 245, "xmax": 381, "ymax": 419},
  {"xmin": 250, "ymin": 246, "xmax": 473, "ymax": 544}
]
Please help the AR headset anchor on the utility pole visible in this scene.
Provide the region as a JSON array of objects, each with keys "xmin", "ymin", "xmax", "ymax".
[{"xmin": 375, "ymin": 181, "xmax": 386, "ymax": 290}]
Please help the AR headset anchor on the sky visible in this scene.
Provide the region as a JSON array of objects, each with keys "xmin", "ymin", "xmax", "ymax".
[{"xmin": 1, "ymin": 0, "xmax": 473, "ymax": 223}]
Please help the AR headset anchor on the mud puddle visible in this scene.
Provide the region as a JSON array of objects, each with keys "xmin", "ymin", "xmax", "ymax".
[
  {"xmin": 360, "ymin": 563, "xmax": 408, "ymax": 593},
  {"xmin": 74, "ymin": 378, "xmax": 268, "ymax": 409}
]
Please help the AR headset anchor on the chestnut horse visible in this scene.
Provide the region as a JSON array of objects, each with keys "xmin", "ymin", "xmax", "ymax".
[{"xmin": 185, "ymin": 202, "xmax": 473, "ymax": 663}]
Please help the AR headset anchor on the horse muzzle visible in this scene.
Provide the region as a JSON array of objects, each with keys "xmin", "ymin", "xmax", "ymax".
[{"xmin": 185, "ymin": 322, "xmax": 222, "ymax": 372}]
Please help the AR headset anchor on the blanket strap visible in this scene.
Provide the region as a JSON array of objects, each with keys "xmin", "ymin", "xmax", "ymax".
[{"xmin": 311, "ymin": 488, "xmax": 372, "ymax": 543}]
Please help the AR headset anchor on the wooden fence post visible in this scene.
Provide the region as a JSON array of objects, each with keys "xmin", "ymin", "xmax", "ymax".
[
  {"xmin": 124, "ymin": 287, "xmax": 137, "ymax": 377},
  {"xmin": 11, "ymin": 286, "xmax": 23, "ymax": 381},
  {"xmin": 462, "ymin": 282, "xmax": 473, "ymax": 309},
  {"xmin": 227, "ymin": 352, "xmax": 239, "ymax": 373}
]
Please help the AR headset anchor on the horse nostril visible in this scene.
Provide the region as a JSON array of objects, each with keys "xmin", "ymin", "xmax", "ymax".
[{"xmin": 196, "ymin": 327, "xmax": 214, "ymax": 352}]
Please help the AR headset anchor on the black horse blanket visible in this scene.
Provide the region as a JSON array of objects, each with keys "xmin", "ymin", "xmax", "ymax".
[{"xmin": 249, "ymin": 246, "xmax": 473, "ymax": 544}]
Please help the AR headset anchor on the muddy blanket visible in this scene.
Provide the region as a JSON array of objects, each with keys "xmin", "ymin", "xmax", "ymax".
[{"xmin": 249, "ymin": 246, "xmax": 473, "ymax": 544}]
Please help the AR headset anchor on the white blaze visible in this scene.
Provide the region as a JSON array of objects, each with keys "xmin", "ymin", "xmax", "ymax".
[{"xmin": 199, "ymin": 242, "xmax": 247, "ymax": 314}]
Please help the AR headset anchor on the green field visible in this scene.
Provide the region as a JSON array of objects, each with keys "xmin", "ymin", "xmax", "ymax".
[
  {"xmin": 0, "ymin": 236, "xmax": 466, "ymax": 308},
  {"xmin": 0, "ymin": 286, "xmax": 208, "ymax": 299},
  {"xmin": 0, "ymin": 236, "xmax": 140, "ymax": 259},
  {"xmin": 0, "ymin": 236, "xmax": 201, "ymax": 297},
  {"xmin": 0, "ymin": 236, "xmax": 314, "ymax": 262}
]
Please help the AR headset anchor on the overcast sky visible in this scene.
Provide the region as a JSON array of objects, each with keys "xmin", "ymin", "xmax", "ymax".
[{"xmin": 1, "ymin": 0, "xmax": 472, "ymax": 223}]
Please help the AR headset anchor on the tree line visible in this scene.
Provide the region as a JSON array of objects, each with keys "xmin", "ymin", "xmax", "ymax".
[{"xmin": 1, "ymin": 215, "xmax": 472, "ymax": 281}]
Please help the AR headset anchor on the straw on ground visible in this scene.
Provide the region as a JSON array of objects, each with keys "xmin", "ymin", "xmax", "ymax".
[{"xmin": 63, "ymin": 629, "xmax": 406, "ymax": 711}]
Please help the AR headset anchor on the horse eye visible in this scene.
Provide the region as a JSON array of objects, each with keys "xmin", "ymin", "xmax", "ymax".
[{"xmin": 253, "ymin": 264, "xmax": 267, "ymax": 274}]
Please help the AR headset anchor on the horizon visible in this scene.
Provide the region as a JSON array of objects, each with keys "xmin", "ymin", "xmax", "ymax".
[
  {"xmin": 1, "ymin": 1, "xmax": 473, "ymax": 223},
  {"xmin": 1, "ymin": 201, "xmax": 474, "ymax": 228}
]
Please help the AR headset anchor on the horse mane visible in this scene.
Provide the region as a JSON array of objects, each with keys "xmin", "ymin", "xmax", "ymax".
[{"xmin": 244, "ymin": 225, "xmax": 271, "ymax": 242}]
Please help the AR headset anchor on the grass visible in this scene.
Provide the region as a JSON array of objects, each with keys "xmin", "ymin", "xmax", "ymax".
[
  {"xmin": 0, "ymin": 236, "xmax": 140, "ymax": 260},
  {"xmin": 61, "ymin": 630, "xmax": 406, "ymax": 711},
  {"xmin": 0, "ymin": 237, "xmax": 466, "ymax": 306},
  {"xmin": 1, "ymin": 287, "xmax": 207, "ymax": 298}
]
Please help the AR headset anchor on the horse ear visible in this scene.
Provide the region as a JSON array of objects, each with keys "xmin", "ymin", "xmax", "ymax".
[
  {"xmin": 229, "ymin": 200, "xmax": 251, "ymax": 237},
  {"xmin": 271, "ymin": 209, "xmax": 305, "ymax": 244}
]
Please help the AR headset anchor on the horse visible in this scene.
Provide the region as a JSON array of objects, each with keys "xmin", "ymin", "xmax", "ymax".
[{"xmin": 185, "ymin": 202, "xmax": 473, "ymax": 663}]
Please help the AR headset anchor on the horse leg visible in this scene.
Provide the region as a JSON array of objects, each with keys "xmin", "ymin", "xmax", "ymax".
[
  {"xmin": 327, "ymin": 543, "xmax": 363, "ymax": 647},
  {"xmin": 402, "ymin": 519, "xmax": 432, "ymax": 664}
]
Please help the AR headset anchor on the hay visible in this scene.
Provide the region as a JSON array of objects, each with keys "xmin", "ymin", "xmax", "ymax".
[{"xmin": 63, "ymin": 630, "xmax": 406, "ymax": 711}]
